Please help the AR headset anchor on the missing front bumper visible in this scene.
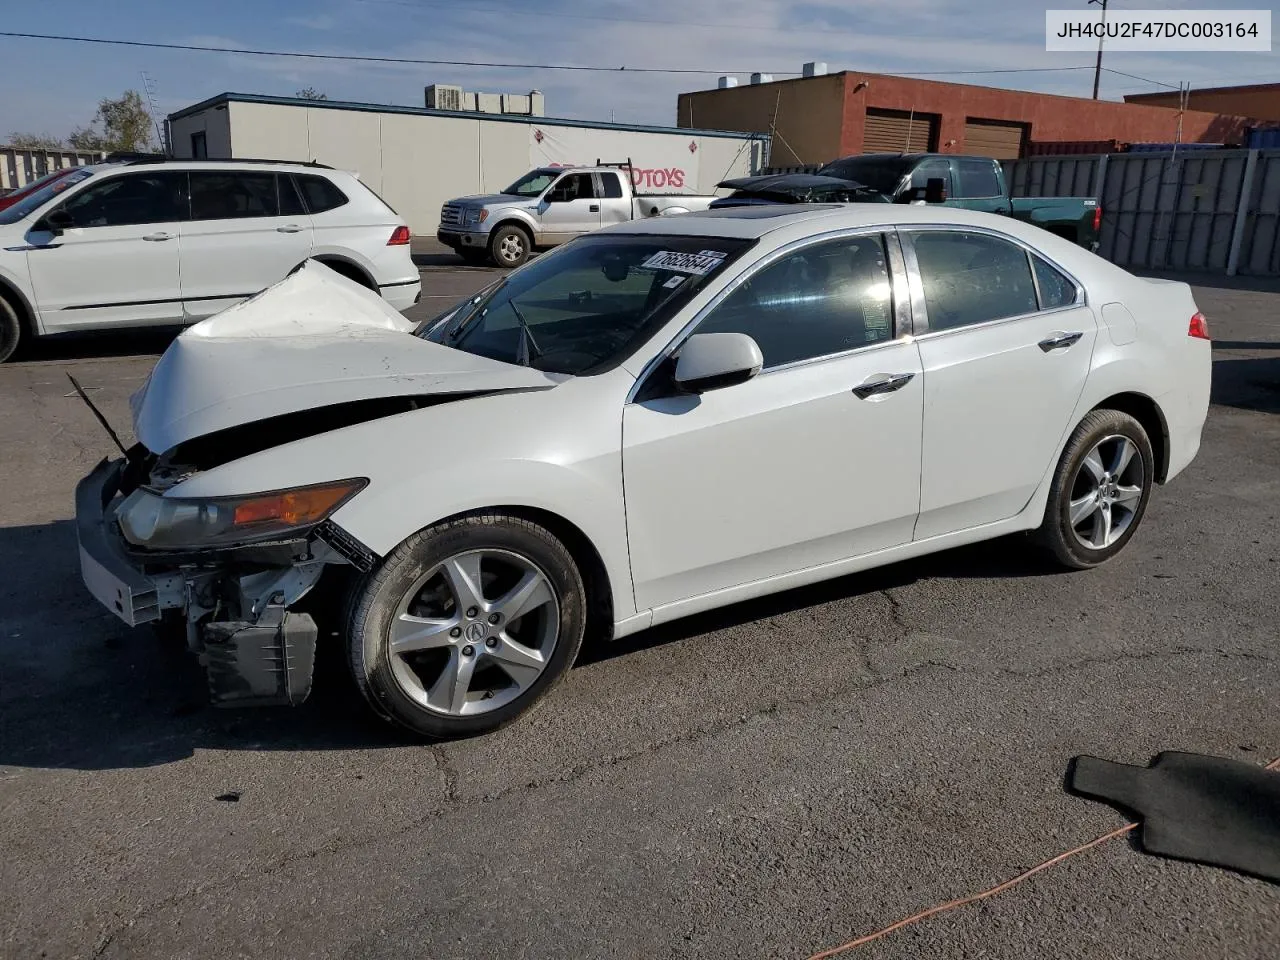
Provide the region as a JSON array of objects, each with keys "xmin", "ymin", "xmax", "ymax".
[{"xmin": 203, "ymin": 598, "xmax": 317, "ymax": 707}]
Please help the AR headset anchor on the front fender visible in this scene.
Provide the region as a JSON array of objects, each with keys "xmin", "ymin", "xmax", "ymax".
[{"xmin": 487, "ymin": 209, "xmax": 541, "ymax": 240}]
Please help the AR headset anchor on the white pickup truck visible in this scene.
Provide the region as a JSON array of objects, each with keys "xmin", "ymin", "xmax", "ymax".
[{"xmin": 437, "ymin": 163, "xmax": 719, "ymax": 267}]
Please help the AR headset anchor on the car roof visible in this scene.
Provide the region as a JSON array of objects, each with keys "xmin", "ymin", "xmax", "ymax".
[
  {"xmin": 79, "ymin": 159, "xmax": 338, "ymax": 175},
  {"xmin": 600, "ymin": 203, "xmax": 1021, "ymax": 240}
]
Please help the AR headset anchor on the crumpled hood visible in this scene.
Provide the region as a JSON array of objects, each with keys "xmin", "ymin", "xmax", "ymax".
[{"xmin": 130, "ymin": 261, "xmax": 558, "ymax": 454}]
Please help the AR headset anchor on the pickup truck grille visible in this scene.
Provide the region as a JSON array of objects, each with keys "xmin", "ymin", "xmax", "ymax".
[{"xmin": 440, "ymin": 203, "xmax": 463, "ymax": 227}]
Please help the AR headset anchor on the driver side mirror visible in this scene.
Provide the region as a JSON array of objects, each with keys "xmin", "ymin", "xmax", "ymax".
[
  {"xmin": 673, "ymin": 333, "xmax": 763, "ymax": 394},
  {"xmin": 41, "ymin": 209, "xmax": 74, "ymax": 235}
]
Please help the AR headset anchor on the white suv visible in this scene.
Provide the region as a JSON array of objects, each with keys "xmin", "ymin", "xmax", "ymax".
[{"xmin": 0, "ymin": 159, "xmax": 422, "ymax": 362}]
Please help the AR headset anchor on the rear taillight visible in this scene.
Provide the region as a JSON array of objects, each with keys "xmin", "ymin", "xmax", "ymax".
[
  {"xmin": 1092, "ymin": 206, "xmax": 1102, "ymax": 232},
  {"xmin": 1188, "ymin": 312, "xmax": 1210, "ymax": 340},
  {"xmin": 387, "ymin": 225, "xmax": 411, "ymax": 246}
]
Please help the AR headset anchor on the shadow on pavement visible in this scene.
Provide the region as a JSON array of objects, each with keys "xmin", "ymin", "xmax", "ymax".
[
  {"xmin": 1211, "ymin": 356, "xmax": 1280, "ymax": 414},
  {"xmin": 1137, "ymin": 270, "xmax": 1280, "ymax": 295},
  {"xmin": 12, "ymin": 327, "xmax": 181, "ymax": 364},
  {"xmin": 1, "ymin": 518, "xmax": 1055, "ymax": 771}
]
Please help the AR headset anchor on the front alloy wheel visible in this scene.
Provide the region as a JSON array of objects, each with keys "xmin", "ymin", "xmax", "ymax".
[{"xmin": 348, "ymin": 513, "xmax": 586, "ymax": 738}]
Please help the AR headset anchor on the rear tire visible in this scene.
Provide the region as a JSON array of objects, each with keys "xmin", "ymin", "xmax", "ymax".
[
  {"xmin": 1035, "ymin": 409, "xmax": 1154, "ymax": 569},
  {"xmin": 488, "ymin": 225, "xmax": 530, "ymax": 268},
  {"xmin": 347, "ymin": 513, "xmax": 586, "ymax": 739},
  {"xmin": 0, "ymin": 294, "xmax": 22, "ymax": 364}
]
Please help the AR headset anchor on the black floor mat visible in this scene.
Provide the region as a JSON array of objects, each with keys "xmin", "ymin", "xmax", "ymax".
[{"xmin": 1067, "ymin": 751, "xmax": 1280, "ymax": 883}]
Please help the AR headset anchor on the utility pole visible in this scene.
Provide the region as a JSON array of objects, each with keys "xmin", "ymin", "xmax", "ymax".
[{"xmin": 1089, "ymin": 0, "xmax": 1108, "ymax": 100}]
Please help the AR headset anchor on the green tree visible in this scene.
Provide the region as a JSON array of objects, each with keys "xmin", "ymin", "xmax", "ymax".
[
  {"xmin": 7, "ymin": 132, "xmax": 66, "ymax": 150},
  {"xmin": 296, "ymin": 87, "xmax": 328, "ymax": 100},
  {"xmin": 69, "ymin": 90, "xmax": 156, "ymax": 154}
]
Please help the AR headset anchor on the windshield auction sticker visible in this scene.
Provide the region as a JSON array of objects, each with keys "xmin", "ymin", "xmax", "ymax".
[
  {"xmin": 1046, "ymin": 9, "xmax": 1270, "ymax": 51},
  {"xmin": 642, "ymin": 250, "xmax": 725, "ymax": 275}
]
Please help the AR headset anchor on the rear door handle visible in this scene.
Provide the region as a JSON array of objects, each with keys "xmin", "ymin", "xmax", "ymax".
[
  {"xmin": 142, "ymin": 231, "xmax": 174, "ymax": 242},
  {"xmin": 589, "ymin": 204, "xmax": 600, "ymax": 212},
  {"xmin": 276, "ymin": 224, "xmax": 303, "ymax": 234},
  {"xmin": 1038, "ymin": 331, "xmax": 1084, "ymax": 352},
  {"xmin": 852, "ymin": 372, "xmax": 915, "ymax": 399}
]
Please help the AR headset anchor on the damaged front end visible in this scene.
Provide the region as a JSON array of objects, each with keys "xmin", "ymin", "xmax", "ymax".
[{"xmin": 76, "ymin": 452, "xmax": 373, "ymax": 708}]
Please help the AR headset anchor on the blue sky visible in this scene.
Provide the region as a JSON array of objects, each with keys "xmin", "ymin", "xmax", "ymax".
[{"xmin": 1, "ymin": 0, "xmax": 1275, "ymax": 141}]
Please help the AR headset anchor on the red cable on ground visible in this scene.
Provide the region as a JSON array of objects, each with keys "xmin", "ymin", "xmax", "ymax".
[{"xmin": 804, "ymin": 756, "xmax": 1280, "ymax": 959}]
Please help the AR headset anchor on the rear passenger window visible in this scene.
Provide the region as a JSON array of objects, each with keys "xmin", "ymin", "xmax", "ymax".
[
  {"xmin": 189, "ymin": 172, "xmax": 279, "ymax": 219},
  {"xmin": 295, "ymin": 174, "xmax": 349, "ymax": 214},
  {"xmin": 600, "ymin": 173, "xmax": 623, "ymax": 199},
  {"xmin": 911, "ymin": 231, "xmax": 1038, "ymax": 331},
  {"xmin": 694, "ymin": 235, "xmax": 895, "ymax": 368},
  {"xmin": 1032, "ymin": 254, "xmax": 1078, "ymax": 309}
]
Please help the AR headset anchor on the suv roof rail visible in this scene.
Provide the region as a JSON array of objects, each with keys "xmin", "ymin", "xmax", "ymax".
[{"xmin": 122, "ymin": 156, "xmax": 335, "ymax": 169}]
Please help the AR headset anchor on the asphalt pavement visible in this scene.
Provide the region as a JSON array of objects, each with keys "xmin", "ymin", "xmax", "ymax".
[{"xmin": 1, "ymin": 253, "xmax": 1278, "ymax": 960}]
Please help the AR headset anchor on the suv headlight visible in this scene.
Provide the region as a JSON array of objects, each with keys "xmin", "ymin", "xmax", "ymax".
[{"xmin": 116, "ymin": 479, "xmax": 366, "ymax": 550}]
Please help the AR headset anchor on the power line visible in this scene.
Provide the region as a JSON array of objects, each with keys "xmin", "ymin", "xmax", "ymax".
[{"xmin": 0, "ymin": 30, "xmax": 1194, "ymax": 92}]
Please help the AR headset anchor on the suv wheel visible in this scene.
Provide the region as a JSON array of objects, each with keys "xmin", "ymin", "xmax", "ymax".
[
  {"xmin": 489, "ymin": 225, "xmax": 530, "ymax": 268},
  {"xmin": 0, "ymin": 294, "xmax": 22, "ymax": 364}
]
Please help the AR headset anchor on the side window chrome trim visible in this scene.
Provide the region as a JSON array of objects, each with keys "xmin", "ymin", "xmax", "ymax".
[
  {"xmin": 756, "ymin": 335, "xmax": 916, "ymax": 378},
  {"xmin": 899, "ymin": 223, "xmax": 1086, "ymax": 337},
  {"xmin": 625, "ymin": 226, "xmax": 905, "ymax": 404},
  {"xmin": 624, "ymin": 226, "xmax": 906, "ymax": 407}
]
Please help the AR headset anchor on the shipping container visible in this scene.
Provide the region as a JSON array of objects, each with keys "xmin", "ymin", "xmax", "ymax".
[
  {"xmin": 1247, "ymin": 127, "xmax": 1280, "ymax": 150},
  {"xmin": 1124, "ymin": 142, "xmax": 1228, "ymax": 153},
  {"xmin": 1025, "ymin": 139, "xmax": 1125, "ymax": 157}
]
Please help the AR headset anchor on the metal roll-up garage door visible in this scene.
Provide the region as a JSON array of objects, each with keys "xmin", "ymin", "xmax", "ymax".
[
  {"xmin": 963, "ymin": 119, "xmax": 1026, "ymax": 159},
  {"xmin": 863, "ymin": 109, "xmax": 937, "ymax": 153}
]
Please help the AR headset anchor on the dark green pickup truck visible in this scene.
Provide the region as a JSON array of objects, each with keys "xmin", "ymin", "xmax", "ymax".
[{"xmin": 815, "ymin": 153, "xmax": 1101, "ymax": 250}]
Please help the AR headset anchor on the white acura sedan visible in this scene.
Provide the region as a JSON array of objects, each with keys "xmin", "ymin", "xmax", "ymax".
[{"xmin": 75, "ymin": 204, "xmax": 1211, "ymax": 738}]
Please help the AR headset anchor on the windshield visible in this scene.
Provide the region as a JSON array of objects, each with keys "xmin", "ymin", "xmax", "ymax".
[
  {"xmin": 502, "ymin": 169, "xmax": 560, "ymax": 197},
  {"xmin": 420, "ymin": 234, "xmax": 754, "ymax": 375},
  {"xmin": 0, "ymin": 168, "xmax": 95, "ymax": 224},
  {"xmin": 815, "ymin": 158, "xmax": 911, "ymax": 197}
]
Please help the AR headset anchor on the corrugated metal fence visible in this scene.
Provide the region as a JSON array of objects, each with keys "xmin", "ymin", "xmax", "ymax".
[
  {"xmin": 0, "ymin": 147, "xmax": 105, "ymax": 193},
  {"xmin": 1006, "ymin": 148, "xmax": 1280, "ymax": 275}
]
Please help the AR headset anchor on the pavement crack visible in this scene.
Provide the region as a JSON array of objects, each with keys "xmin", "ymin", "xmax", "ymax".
[{"xmin": 431, "ymin": 744, "xmax": 459, "ymax": 802}]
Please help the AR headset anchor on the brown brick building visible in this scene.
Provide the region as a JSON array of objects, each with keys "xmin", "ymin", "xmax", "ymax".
[
  {"xmin": 1125, "ymin": 83, "xmax": 1280, "ymax": 124},
  {"xmin": 677, "ymin": 69, "xmax": 1252, "ymax": 166}
]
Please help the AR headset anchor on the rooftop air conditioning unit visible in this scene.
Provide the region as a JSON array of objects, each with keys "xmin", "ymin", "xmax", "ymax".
[
  {"xmin": 718, "ymin": 76, "xmax": 738, "ymax": 89},
  {"xmin": 426, "ymin": 84, "xmax": 465, "ymax": 111},
  {"xmin": 803, "ymin": 61, "xmax": 828, "ymax": 77},
  {"xmin": 750, "ymin": 73, "xmax": 773, "ymax": 85}
]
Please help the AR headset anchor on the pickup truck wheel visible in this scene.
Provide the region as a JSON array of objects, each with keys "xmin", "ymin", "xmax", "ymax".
[
  {"xmin": 347, "ymin": 513, "xmax": 586, "ymax": 739},
  {"xmin": 0, "ymin": 294, "xmax": 22, "ymax": 364},
  {"xmin": 489, "ymin": 225, "xmax": 530, "ymax": 268}
]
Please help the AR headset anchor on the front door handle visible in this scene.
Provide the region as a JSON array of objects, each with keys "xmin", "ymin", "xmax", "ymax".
[
  {"xmin": 589, "ymin": 204, "xmax": 600, "ymax": 212},
  {"xmin": 276, "ymin": 224, "xmax": 303, "ymax": 234},
  {"xmin": 852, "ymin": 372, "xmax": 915, "ymax": 399},
  {"xmin": 142, "ymin": 231, "xmax": 174, "ymax": 242},
  {"xmin": 1039, "ymin": 331, "xmax": 1083, "ymax": 352}
]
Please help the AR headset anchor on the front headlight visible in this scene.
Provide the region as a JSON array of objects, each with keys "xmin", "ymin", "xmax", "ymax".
[
  {"xmin": 115, "ymin": 479, "xmax": 367, "ymax": 550},
  {"xmin": 464, "ymin": 208, "xmax": 488, "ymax": 226}
]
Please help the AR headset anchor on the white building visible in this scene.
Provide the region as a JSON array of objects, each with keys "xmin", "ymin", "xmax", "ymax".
[{"xmin": 167, "ymin": 93, "xmax": 769, "ymax": 235}]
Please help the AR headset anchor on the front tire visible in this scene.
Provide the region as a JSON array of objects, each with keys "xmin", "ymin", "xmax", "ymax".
[
  {"xmin": 1036, "ymin": 409, "xmax": 1154, "ymax": 569},
  {"xmin": 488, "ymin": 225, "xmax": 530, "ymax": 268},
  {"xmin": 347, "ymin": 513, "xmax": 586, "ymax": 739},
  {"xmin": 0, "ymin": 295, "xmax": 22, "ymax": 364}
]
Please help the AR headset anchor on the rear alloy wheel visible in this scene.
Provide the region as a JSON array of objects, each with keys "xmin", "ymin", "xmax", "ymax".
[
  {"xmin": 1036, "ymin": 409, "xmax": 1154, "ymax": 569},
  {"xmin": 347, "ymin": 514, "xmax": 586, "ymax": 738},
  {"xmin": 0, "ymin": 295, "xmax": 22, "ymax": 364},
  {"xmin": 489, "ymin": 225, "xmax": 530, "ymax": 268}
]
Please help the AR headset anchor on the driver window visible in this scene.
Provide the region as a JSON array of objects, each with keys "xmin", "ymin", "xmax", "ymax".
[
  {"xmin": 551, "ymin": 173, "xmax": 595, "ymax": 202},
  {"xmin": 694, "ymin": 235, "xmax": 895, "ymax": 368},
  {"xmin": 57, "ymin": 172, "xmax": 186, "ymax": 227}
]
